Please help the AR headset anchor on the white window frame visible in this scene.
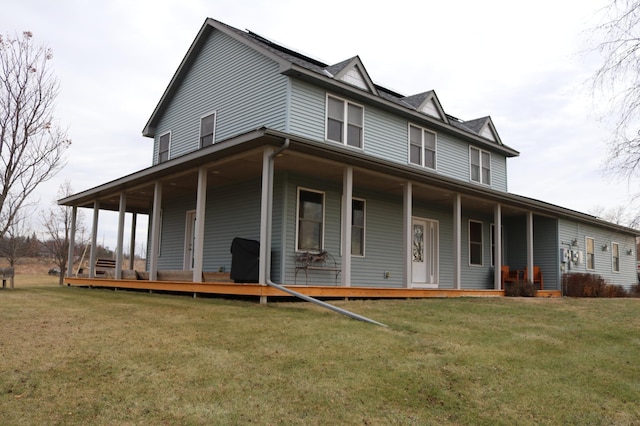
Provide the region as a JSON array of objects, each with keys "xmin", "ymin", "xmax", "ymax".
[
  {"xmin": 470, "ymin": 146, "xmax": 491, "ymax": 185},
  {"xmin": 408, "ymin": 124, "xmax": 437, "ymax": 169},
  {"xmin": 351, "ymin": 198, "xmax": 366, "ymax": 257},
  {"xmin": 199, "ymin": 111, "xmax": 217, "ymax": 148},
  {"xmin": 296, "ymin": 187, "xmax": 325, "ymax": 252},
  {"xmin": 157, "ymin": 131, "xmax": 171, "ymax": 164},
  {"xmin": 586, "ymin": 236, "xmax": 595, "ymax": 270},
  {"xmin": 326, "ymin": 94, "xmax": 364, "ymax": 149},
  {"xmin": 469, "ymin": 220, "xmax": 483, "ymax": 267},
  {"xmin": 611, "ymin": 242, "xmax": 620, "ymax": 273}
]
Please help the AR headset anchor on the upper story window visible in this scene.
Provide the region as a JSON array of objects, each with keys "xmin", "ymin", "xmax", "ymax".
[
  {"xmin": 612, "ymin": 242, "xmax": 620, "ymax": 272},
  {"xmin": 297, "ymin": 188, "xmax": 324, "ymax": 251},
  {"xmin": 409, "ymin": 124, "xmax": 436, "ymax": 169},
  {"xmin": 586, "ymin": 237, "xmax": 595, "ymax": 270},
  {"xmin": 470, "ymin": 147, "xmax": 491, "ymax": 185},
  {"xmin": 200, "ymin": 112, "xmax": 216, "ymax": 148},
  {"xmin": 352, "ymin": 198, "xmax": 366, "ymax": 256},
  {"xmin": 158, "ymin": 132, "xmax": 170, "ymax": 163},
  {"xmin": 326, "ymin": 95, "xmax": 364, "ymax": 148}
]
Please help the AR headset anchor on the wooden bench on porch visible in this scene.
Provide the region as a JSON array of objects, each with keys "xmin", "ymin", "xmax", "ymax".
[
  {"xmin": 295, "ymin": 251, "xmax": 341, "ymax": 285},
  {"xmin": 95, "ymin": 258, "xmax": 117, "ymax": 276},
  {"xmin": 1, "ymin": 267, "xmax": 15, "ymax": 289}
]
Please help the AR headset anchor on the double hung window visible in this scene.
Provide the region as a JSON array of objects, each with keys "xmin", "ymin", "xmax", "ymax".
[
  {"xmin": 200, "ymin": 112, "xmax": 216, "ymax": 148},
  {"xmin": 351, "ymin": 199, "xmax": 365, "ymax": 256},
  {"xmin": 612, "ymin": 242, "xmax": 620, "ymax": 272},
  {"xmin": 470, "ymin": 147, "xmax": 491, "ymax": 185},
  {"xmin": 158, "ymin": 132, "xmax": 170, "ymax": 163},
  {"xmin": 409, "ymin": 125, "xmax": 436, "ymax": 169},
  {"xmin": 586, "ymin": 237, "xmax": 595, "ymax": 270},
  {"xmin": 297, "ymin": 189, "xmax": 324, "ymax": 251},
  {"xmin": 327, "ymin": 95, "xmax": 364, "ymax": 148},
  {"xmin": 469, "ymin": 220, "xmax": 483, "ymax": 266}
]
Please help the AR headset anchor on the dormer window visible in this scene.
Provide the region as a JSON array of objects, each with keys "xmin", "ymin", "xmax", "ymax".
[
  {"xmin": 409, "ymin": 124, "xmax": 436, "ymax": 169},
  {"xmin": 326, "ymin": 95, "xmax": 364, "ymax": 148},
  {"xmin": 470, "ymin": 146, "xmax": 491, "ymax": 185}
]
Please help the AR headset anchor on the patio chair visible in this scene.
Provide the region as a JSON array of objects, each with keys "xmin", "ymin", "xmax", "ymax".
[
  {"xmin": 524, "ymin": 266, "xmax": 544, "ymax": 290},
  {"xmin": 501, "ymin": 265, "xmax": 518, "ymax": 289}
]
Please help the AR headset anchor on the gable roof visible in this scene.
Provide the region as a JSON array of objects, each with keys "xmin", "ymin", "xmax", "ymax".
[
  {"xmin": 452, "ymin": 116, "xmax": 502, "ymax": 145},
  {"xmin": 401, "ymin": 91, "xmax": 448, "ymax": 123},
  {"xmin": 142, "ymin": 18, "xmax": 518, "ymax": 157}
]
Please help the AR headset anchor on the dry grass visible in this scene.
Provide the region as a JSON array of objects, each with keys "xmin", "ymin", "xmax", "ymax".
[{"xmin": 1, "ymin": 281, "xmax": 639, "ymax": 425}]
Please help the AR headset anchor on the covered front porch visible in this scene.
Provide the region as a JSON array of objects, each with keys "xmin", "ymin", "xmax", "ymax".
[{"xmin": 60, "ymin": 128, "xmax": 562, "ymax": 296}]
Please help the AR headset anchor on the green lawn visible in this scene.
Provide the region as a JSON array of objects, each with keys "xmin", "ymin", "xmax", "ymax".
[{"xmin": 1, "ymin": 281, "xmax": 639, "ymax": 425}]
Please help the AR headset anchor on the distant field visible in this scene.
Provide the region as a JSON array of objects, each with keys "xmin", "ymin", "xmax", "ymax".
[{"xmin": 1, "ymin": 283, "xmax": 639, "ymax": 425}]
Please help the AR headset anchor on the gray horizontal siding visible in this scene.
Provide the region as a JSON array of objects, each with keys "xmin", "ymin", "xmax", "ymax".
[
  {"xmin": 154, "ymin": 29, "xmax": 287, "ymax": 162},
  {"xmin": 559, "ymin": 219, "xmax": 637, "ymax": 289}
]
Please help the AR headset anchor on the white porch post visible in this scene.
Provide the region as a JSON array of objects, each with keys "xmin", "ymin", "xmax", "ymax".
[
  {"xmin": 453, "ymin": 194, "xmax": 461, "ymax": 289},
  {"xmin": 193, "ymin": 167, "xmax": 207, "ymax": 283},
  {"xmin": 129, "ymin": 213, "xmax": 137, "ymax": 270},
  {"xmin": 526, "ymin": 211, "xmax": 534, "ymax": 282},
  {"xmin": 341, "ymin": 167, "xmax": 353, "ymax": 287},
  {"xmin": 66, "ymin": 206, "xmax": 77, "ymax": 278},
  {"xmin": 89, "ymin": 201, "xmax": 99, "ymax": 279},
  {"xmin": 259, "ymin": 146, "xmax": 275, "ymax": 288},
  {"xmin": 115, "ymin": 192, "xmax": 126, "ymax": 279},
  {"xmin": 402, "ymin": 181, "xmax": 412, "ymax": 287},
  {"xmin": 149, "ymin": 181, "xmax": 163, "ymax": 281},
  {"xmin": 494, "ymin": 203, "xmax": 502, "ymax": 290}
]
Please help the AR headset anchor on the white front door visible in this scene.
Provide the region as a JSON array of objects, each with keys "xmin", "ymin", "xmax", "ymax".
[
  {"xmin": 411, "ymin": 218, "xmax": 438, "ymax": 288},
  {"xmin": 184, "ymin": 210, "xmax": 197, "ymax": 270}
]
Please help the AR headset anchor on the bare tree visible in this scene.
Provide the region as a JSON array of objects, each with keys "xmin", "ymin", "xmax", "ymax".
[
  {"xmin": 0, "ymin": 31, "xmax": 70, "ymax": 240},
  {"xmin": 0, "ymin": 209, "xmax": 34, "ymax": 266},
  {"xmin": 41, "ymin": 182, "xmax": 84, "ymax": 285}
]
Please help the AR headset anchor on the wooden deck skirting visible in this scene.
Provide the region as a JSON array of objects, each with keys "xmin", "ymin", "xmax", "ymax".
[{"xmin": 63, "ymin": 275, "xmax": 562, "ymax": 299}]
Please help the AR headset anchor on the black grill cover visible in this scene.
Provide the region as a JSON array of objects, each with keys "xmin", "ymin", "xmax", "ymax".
[{"xmin": 230, "ymin": 238, "xmax": 260, "ymax": 283}]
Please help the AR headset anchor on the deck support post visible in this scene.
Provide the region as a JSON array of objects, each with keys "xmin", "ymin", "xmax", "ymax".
[
  {"xmin": 67, "ymin": 206, "xmax": 77, "ymax": 278},
  {"xmin": 149, "ymin": 181, "xmax": 163, "ymax": 281},
  {"xmin": 129, "ymin": 213, "xmax": 137, "ymax": 270},
  {"xmin": 116, "ymin": 192, "xmax": 127, "ymax": 279},
  {"xmin": 341, "ymin": 167, "xmax": 353, "ymax": 287},
  {"xmin": 193, "ymin": 167, "xmax": 207, "ymax": 283},
  {"xmin": 89, "ymin": 201, "xmax": 100, "ymax": 279},
  {"xmin": 526, "ymin": 211, "xmax": 534, "ymax": 282},
  {"xmin": 494, "ymin": 203, "xmax": 502, "ymax": 289},
  {"xmin": 402, "ymin": 181, "xmax": 412, "ymax": 287},
  {"xmin": 453, "ymin": 194, "xmax": 461, "ymax": 289}
]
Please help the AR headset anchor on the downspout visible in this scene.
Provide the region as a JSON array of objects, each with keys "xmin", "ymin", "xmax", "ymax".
[{"xmin": 264, "ymin": 138, "xmax": 387, "ymax": 327}]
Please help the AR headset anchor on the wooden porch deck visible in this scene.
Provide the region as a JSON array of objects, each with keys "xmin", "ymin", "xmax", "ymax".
[{"xmin": 64, "ymin": 275, "xmax": 561, "ymax": 299}]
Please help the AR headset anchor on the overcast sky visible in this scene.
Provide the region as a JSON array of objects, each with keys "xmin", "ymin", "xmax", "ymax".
[{"xmin": 2, "ymin": 0, "xmax": 634, "ymax": 250}]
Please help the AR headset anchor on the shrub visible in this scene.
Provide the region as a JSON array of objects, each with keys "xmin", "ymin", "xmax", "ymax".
[
  {"xmin": 629, "ymin": 283, "xmax": 640, "ymax": 298},
  {"xmin": 504, "ymin": 280, "xmax": 538, "ymax": 297},
  {"xmin": 562, "ymin": 273, "xmax": 628, "ymax": 298}
]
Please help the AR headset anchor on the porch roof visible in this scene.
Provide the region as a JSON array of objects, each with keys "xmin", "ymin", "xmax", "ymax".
[{"xmin": 59, "ymin": 127, "xmax": 640, "ymax": 237}]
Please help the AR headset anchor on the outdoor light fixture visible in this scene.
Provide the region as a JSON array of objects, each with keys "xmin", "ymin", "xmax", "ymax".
[
  {"xmin": 571, "ymin": 238, "xmax": 578, "ymax": 246},
  {"xmin": 602, "ymin": 244, "xmax": 608, "ymax": 252}
]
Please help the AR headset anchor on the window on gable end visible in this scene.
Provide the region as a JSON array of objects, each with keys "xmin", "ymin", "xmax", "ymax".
[
  {"xmin": 470, "ymin": 146, "xmax": 491, "ymax": 185},
  {"xmin": 200, "ymin": 112, "xmax": 216, "ymax": 148},
  {"xmin": 158, "ymin": 132, "xmax": 170, "ymax": 163},
  {"xmin": 409, "ymin": 124, "xmax": 436, "ymax": 169},
  {"xmin": 326, "ymin": 95, "xmax": 363, "ymax": 148}
]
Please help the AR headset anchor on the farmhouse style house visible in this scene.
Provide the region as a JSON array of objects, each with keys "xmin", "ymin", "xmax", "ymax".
[{"xmin": 60, "ymin": 18, "xmax": 639, "ymax": 297}]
